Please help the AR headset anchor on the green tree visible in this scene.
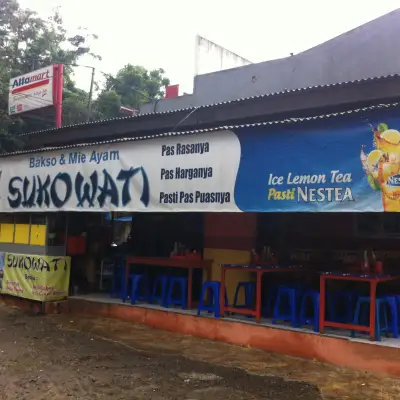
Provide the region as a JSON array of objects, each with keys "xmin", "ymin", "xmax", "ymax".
[
  {"xmin": 0, "ymin": 0, "xmax": 99, "ymax": 149},
  {"xmin": 93, "ymin": 90, "xmax": 121, "ymax": 120},
  {"xmin": 62, "ymin": 76, "xmax": 90, "ymax": 126},
  {"xmin": 0, "ymin": 0, "xmax": 171, "ymax": 150},
  {"xmin": 94, "ymin": 64, "xmax": 170, "ymax": 118}
]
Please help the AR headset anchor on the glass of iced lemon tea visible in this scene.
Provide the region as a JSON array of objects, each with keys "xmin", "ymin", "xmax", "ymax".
[{"xmin": 374, "ymin": 129, "xmax": 400, "ymax": 211}]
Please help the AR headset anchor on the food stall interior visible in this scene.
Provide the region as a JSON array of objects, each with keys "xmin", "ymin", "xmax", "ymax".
[
  {"xmin": 2, "ymin": 209, "xmax": 400, "ymax": 343},
  {"xmin": 246, "ymin": 212, "xmax": 400, "ymax": 342},
  {"xmin": 70, "ymin": 212, "xmax": 205, "ymax": 301}
]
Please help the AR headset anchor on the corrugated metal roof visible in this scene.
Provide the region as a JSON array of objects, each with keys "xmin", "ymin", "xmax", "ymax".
[
  {"xmin": 18, "ymin": 73, "xmax": 400, "ymax": 137},
  {"xmin": 2, "ymin": 101, "xmax": 399, "ymax": 159}
]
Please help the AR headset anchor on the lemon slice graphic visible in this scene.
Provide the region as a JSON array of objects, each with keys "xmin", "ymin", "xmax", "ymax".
[
  {"xmin": 367, "ymin": 149, "xmax": 384, "ymax": 171},
  {"xmin": 381, "ymin": 129, "xmax": 400, "ymax": 145}
]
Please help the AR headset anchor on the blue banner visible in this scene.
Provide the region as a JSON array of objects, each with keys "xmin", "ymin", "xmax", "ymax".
[{"xmin": 234, "ymin": 115, "xmax": 400, "ymax": 212}]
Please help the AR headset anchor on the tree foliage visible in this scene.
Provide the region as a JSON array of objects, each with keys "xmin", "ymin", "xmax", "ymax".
[
  {"xmin": 93, "ymin": 90, "xmax": 121, "ymax": 120},
  {"xmin": 93, "ymin": 65, "xmax": 170, "ymax": 119},
  {"xmin": 0, "ymin": 0, "xmax": 99, "ymax": 148},
  {"xmin": 0, "ymin": 0, "xmax": 170, "ymax": 153}
]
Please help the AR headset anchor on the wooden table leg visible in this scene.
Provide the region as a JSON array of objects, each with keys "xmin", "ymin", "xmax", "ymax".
[
  {"xmin": 256, "ymin": 271, "xmax": 262, "ymax": 322},
  {"xmin": 220, "ymin": 267, "xmax": 226, "ymax": 317},
  {"xmin": 319, "ymin": 275, "xmax": 326, "ymax": 333},
  {"xmin": 370, "ymin": 280, "xmax": 377, "ymax": 341},
  {"xmin": 188, "ymin": 267, "xmax": 193, "ymax": 310}
]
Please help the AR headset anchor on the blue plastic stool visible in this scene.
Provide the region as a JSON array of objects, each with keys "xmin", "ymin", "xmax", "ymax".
[
  {"xmin": 264, "ymin": 283, "xmax": 306, "ymax": 317},
  {"xmin": 233, "ymin": 281, "xmax": 256, "ymax": 309},
  {"xmin": 197, "ymin": 281, "xmax": 228, "ymax": 318},
  {"xmin": 351, "ymin": 296, "xmax": 398, "ymax": 340},
  {"xmin": 299, "ymin": 290, "xmax": 320, "ymax": 332},
  {"xmin": 272, "ymin": 287, "xmax": 299, "ymax": 327},
  {"xmin": 129, "ymin": 274, "xmax": 150, "ymax": 305},
  {"xmin": 151, "ymin": 275, "xmax": 170, "ymax": 307},
  {"xmin": 263, "ymin": 285, "xmax": 277, "ymax": 317},
  {"xmin": 165, "ymin": 277, "xmax": 188, "ymax": 309},
  {"xmin": 392, "ymin": 295, "xmax": 400, "ymax": 329},
  {"xmin": 327, "ymin": 290, "xmax": 357, "ymax": 323},
  {"xmin": 386, "ymin": 296, "xmax": 399, "ymax": 338}
]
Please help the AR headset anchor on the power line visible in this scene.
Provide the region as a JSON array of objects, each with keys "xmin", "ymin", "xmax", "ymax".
[{"xmin": 171, "ymin": 107, "xmax": 200, "ymax": 132}]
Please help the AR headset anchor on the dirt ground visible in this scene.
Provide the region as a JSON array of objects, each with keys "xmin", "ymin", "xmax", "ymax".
[{"xmin": 0, "ymin": 304, "xmax": 399, "ymax": 399}]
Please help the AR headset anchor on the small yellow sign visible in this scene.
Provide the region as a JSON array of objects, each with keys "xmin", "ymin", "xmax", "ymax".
[{"xmin": 2, "ymin": 252, "xmax": 70, "ymax": 301}]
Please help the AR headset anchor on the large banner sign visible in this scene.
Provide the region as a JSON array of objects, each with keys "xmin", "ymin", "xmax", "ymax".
[
  {"xmin": 2, "ymin": 253, "xmax": 70, "ymax": 301},
  {"xmin": 0, "ymin": 131, "xmax": 240, "ymax": 212},
  {"xmin": 1, "ymin": 115, "xmax": 400, "ymax": 212}
]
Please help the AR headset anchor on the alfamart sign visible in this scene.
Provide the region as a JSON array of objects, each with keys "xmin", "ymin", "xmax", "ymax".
[
  {"xmin": 2, "ymin": 114, "xmax": 400, "ymax": 212},
  {"xmin": 8, "ymin": 66, "xmax": 54, "ymax": 115}
]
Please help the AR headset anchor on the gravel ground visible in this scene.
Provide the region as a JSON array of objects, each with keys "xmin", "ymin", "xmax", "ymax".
[
  {"xmin": 0, "ymin": 305, "xmax": 321, "ymax": 400},
  {"xmin": 0, "ymin": 303, "xmax": 399, "ymax": 399}
]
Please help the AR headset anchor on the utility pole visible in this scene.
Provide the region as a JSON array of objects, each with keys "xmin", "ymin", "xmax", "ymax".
[
  {"xmin": 87, "ymin": 67, "xmax": 95, "ymax": 122},
  {"xmin": 54, "ymin": 64, "xmax": 64, "ymax": 129}
]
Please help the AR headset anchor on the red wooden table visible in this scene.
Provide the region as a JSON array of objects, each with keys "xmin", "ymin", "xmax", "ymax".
[
  {"xmin": 125, "ymin": 256, "xmax": 212, "ymax": 309},
  {"xmin": 219, "ymin": 264, "xmax": 304, "ymax": 322},
  {"xmin": 319, "ymin": 272, "xmax": 400, "ymax": 341}
]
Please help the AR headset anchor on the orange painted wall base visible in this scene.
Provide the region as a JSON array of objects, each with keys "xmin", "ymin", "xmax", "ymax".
[
  {"xmin": 66, "ymin": 298, "xmax": 400, "ymax": 377},
  {"xmin": 3, "ymin": 294, "xmax": 400, "ymax": 377}
]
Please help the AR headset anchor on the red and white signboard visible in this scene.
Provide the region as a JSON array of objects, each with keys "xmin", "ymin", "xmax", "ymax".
[{"xmin": 8, "ymin": 66, "xmax": 54, "ymax": 115}]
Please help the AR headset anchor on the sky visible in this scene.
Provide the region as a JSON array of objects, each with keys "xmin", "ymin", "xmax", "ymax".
[{"xmin": 18, "ymin": 0, "xmax": 400, "ymax": 95}]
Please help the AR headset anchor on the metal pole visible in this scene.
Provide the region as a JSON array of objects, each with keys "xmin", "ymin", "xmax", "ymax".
[
  {"xmin": 54, "ymin": 64, "xmax": 64, "ymax": 129},
  {"xmin": 87, "ymin": 67, "xmax": 95, "ymax": 122}
]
